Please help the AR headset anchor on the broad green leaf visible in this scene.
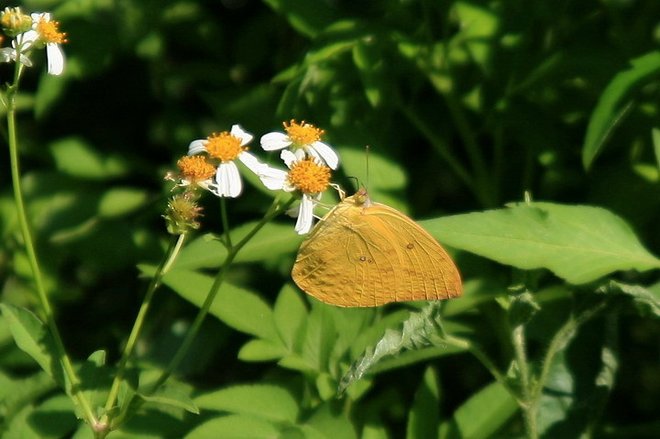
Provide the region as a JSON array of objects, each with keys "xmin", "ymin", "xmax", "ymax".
[
  {"xmin": 238, "ymin": 339, "xmax": 288, "ymax": 362},
  {"xmin": 352, "ymin": 40, "xmax": 386, "ymax": 107},
  {"xmin": 185, "ymin": 414, "xmax": 280, "ymax": 439},
  {"xmin": 423, "ymin": 202, "xmax": 660, "ymax": 284},
  {"xmin": 49, "ymin": 137, "xmax": 130, "ymax": 179},
  {"xmin": 406, "ymin": 367, "xmax": 440, "ymax": 439},
  {"xmin": 362, "ymin": 423, "xmax": 389, "ymax": 439},
  {"xmin": 195, "ymin": 384, "xmax": 299, "ymax": 423},
  {"xmin": 583, "ymin": 51, "xmax": 660, "ymax": 169},
  {"xmin": 97, "ymin": 187, "xmax": 149, "ymax": 218},
  {"xmin": 0, "ymin": 304, "xmax": 64, "ymax": 386},
  {"xmin": 274, "ymin": 284, "xmax": 308, "ymax": 350},
  {"xmin": 441, "ymin": 381, "xmax": 518, "ymax": 439},
  {"xmin": 161, "ymin": 268, "xmax": 279, "ymax": 341}
]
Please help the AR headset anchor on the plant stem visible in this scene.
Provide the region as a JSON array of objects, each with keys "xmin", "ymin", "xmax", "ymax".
[
  {"xmin": 511, "ymin": 323, "xmax": 537, "ymax": 439},
  {"xmin": 101, "ymin": 233, "xmax": 187, "ymax": 418},
  {"xmin": 6, "ymin": 89, "xmax": 98, "ymax": 427},
  {"xmin": 145, "ymin": 195, "xmax": 295, "ymax": 394},
  {"xmin": 220, "ymin": 197, "xmax": 232, "ymax": 249}
]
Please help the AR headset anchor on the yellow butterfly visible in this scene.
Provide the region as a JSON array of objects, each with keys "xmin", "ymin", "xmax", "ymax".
[{"xmin": 292, "ymin": 188, "xmax": 462, "ymax": 307}]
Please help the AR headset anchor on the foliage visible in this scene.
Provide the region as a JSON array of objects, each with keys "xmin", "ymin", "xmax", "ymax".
[{"xmin": 1, "ymin": 0, "xmax": 659, "ymax": 438}]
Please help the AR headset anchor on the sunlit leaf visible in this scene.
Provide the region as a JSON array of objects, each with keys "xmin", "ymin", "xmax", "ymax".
[
  {"xmin": 424, "ymin": 202, "xmax": 660, "ymax": 284},
  {"xmin": 195, "ymin": 384, "xmax": 299, "ymax": 423}
]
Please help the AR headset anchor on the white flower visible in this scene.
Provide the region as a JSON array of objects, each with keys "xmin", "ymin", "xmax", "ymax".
[
  {"xmin": 260, "ymin": 149, "xmax": 332, "ymax": 234},
  {"xmin": 260, "ymin": 120, "xmax": 339, "ymax": 170},
  {"xmin": 188, "ymin": 125, "xmax": 265, "ymax": 198},
  {"xmin": 0, "ymin": 40, "xmax": 32, "ymax": 66},
  {"xmin": 17, "ymin": 12, "xmax": 66, "ymax": 75}
]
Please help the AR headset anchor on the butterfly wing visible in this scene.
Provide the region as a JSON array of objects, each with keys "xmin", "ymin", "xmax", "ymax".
[{"xmin": 292, "ymin": 195, "xmax": 462, "ymax": 307}]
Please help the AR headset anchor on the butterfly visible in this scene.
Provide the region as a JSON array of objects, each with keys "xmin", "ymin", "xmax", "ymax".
[{"xmin": 292, "ymin": 188, "xmax": 462, "ymax": 307}]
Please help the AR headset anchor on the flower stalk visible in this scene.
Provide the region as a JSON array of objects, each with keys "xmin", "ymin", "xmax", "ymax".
[{"xmin": 5, "ymin": 66, "xmax": 98, "ymax": 429}]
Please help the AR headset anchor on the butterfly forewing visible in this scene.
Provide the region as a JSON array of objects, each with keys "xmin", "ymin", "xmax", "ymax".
[{"xmin": 292, "ymin": 193, "xmax": 462, "ymax": 307}]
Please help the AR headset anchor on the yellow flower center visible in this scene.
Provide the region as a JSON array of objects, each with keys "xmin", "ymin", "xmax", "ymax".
[
  {"xmin": 284, "ymin": 120, "xmax": 324, "ymax": 146},
  {"xmin": 1, "ymin": 7, "xmax": 32, "ymax": 34},
  {"xmin": 177, "ymin": 155, "xmax": 216, "ymax": 183},
  {"xmin": 37, "ymin": 18, "xmax": 67, "ymax": 44},
  {"xmin": 205, "ymin": 132, "xmax": 245, "ymax": 162},
  {"xmin": 288, "ymin": 159, "xmax": 331, "ymax": 194}
]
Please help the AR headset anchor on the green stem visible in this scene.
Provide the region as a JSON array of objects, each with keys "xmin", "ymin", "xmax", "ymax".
[
  {"xmin": 511, "ymin": 323, "xmax": 537, "ymax": 439},
  {"xmin": 6, "ymin": 87, "xmax": 97, "ymax": 427},
  {"xmin": 220, "ymin": 197, "xmax": 232, "ymax": 249},
  {"xmin": 101, "ymin": 234, "xmax": 187, "ymax": 419},
  {"xmin": 146, "ymin": 195, "xmax": 295, "ymax": 394}
]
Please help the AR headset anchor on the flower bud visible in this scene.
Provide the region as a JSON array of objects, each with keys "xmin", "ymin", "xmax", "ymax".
[{"xmin": 1, "ymin": 7, "xmax": 32, "ymax": 37}]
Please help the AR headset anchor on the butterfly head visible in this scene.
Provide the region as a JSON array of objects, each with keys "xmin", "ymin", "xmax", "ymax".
[{"xmin": 354, "ymin": 188, "xmax": 372, "ymax": 207}]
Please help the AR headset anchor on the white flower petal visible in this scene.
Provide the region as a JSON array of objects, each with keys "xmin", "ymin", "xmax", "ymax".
[
  {"xmin": 280, "ymin": 150, "xmax": 297, "ymax": 168},
  {"xmin": 310, "ymin": 141, "xmax": 339, "ymax": 170},
  {"xmin": 31, "ymin": 12, "xmax": 51, "ymax": 22},
  {"xmin": 16, "ymin": 31, "xmax": 38, "ymax": 49},
  {"xmin": 293, "ymin": 148, "xmax": 306, "ymax": 162},
  {"xmin": 188, "ymin": 139, "xmax": 207, "ymax": 155},
  {"xmin": 214, "ymin": 162, "xmax": 242, "ymax": 198},
  {"xmin": 257, "ymin": 165, "xmax": 289, "ymax": 191},
  {"xmin": 295, "ymin": 195, "xmax": 315, "ymax": 235},
  {"xmin": 237, "ymin": 151, "xmax": 263, "ymax": 174},
  {"xmin": 46, "ymin": 43, "xmax": 64, "ymax": 75},
  {"xmin": 260, "ymin": 132, "xmax": 291, "ymax": 151},
  {"xmin": 230, "ymin": 124, "xmax": 254, "ymax": 146}
]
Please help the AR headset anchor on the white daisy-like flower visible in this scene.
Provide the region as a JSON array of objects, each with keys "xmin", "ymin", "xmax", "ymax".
[
  {"xmin": 260, "ymin": 120, "xmax": 339, "ymax": 170},
  {"xmin": 188, "ymin": 125, "xmax": 265, "ymax": 198},
  {"xmin": 260, "ymin": 149, "xmax": 332, "ymax": 234},
  {"xmin": 17, "ymin": 12, "xmax": 66, "ymax": 76},
  {"xmin": 0, "ymin": 39, "xmax": 33, "ymax": 67}
]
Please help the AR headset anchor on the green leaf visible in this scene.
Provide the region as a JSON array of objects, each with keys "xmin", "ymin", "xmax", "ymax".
[
  {"xmin": 185, "ymin": 414, "xmax": 280, "ymax": 439},
  {"xmin": 406, "ymin": 367, "xmax": 441, "ymax": 439},
  {"xmin": 77, "ymin": 350, "xmax": 112, "ymax": 416},
  {"xmin": 97, "ymin": 187, "xmax": 149, "ymax": 218},
  {"xmin": 238, "ymin": 339, "xmax": 288, "ymax": 362},
  {"xmin": 598, "ymin": 281, "xmax": 660, "ymax": 317},
  {"xmin": 195, "ymin": 384, "xmax": 299, "ymax": 423},
  {"xmin": 0, "ymin": 304, "xmax": 64, "ymax": 386},
  {"xmin": 138, "ymin": 381, "xmax": 199, "ymax": 414},
  {"xmin": 441, "ymin": 381, "xmax": 518, "ymax": 439},
  {"xmin": 583, "ymin": 51, "xmax": 660, "ymax": 169},
  {"xmin": 26, "ymin": 394, "xmax": 77, "ymax": 439},
  {"xmin": 304, "ymin": 402, "xmax": 358, "ymax": 439},
  {"xmin": 423, "ymin": 202, "xmax": 660, "ymax": 284},
  {"xmin": 273, "ymin": 284, "xmax": 308, "ymax": 351},
  {"xmin": 49, "ymin": 137, "xmax": 130, "ymax": 180},
  {"xmin": 653, "ymin": 128, "xmax": 660, "ymax": 172},
  {"xmin": 262, "ymin": 0, "xmax": 338, "ymax": 38},
  {"xmin": 161, "ymin": 268, "xmax": 279, "ymax": 341}
]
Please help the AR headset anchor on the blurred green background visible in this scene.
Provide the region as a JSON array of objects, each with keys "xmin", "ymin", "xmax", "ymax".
[{"xmin": 1, "ymin": 0, "xmax": 659, "ymax": 437}]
